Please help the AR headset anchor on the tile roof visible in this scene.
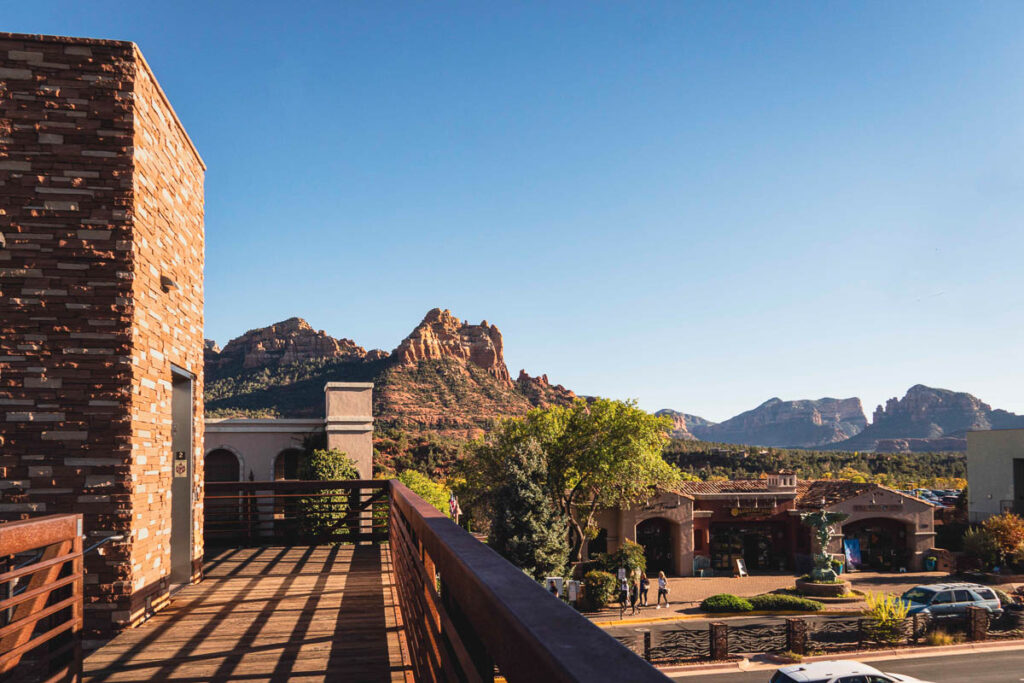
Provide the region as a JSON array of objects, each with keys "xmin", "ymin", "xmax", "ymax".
[
  {"xmin": 677, "ymin": 479, "xmax": 773, "ymax": 495},
  {"xmin": 794, "ymin": 480, "xmax": 876, "ymax": 509}
]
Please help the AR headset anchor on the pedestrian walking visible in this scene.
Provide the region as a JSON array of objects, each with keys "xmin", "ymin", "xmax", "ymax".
[
  {"xmin": 618, "ymin": 576, "xmax": 629, "ymax": 617},
  {"xmin": 639, "ymin": 571, "xmax": 650, "ymax": 607},
  {"xmin": 656, "ymin": 570, "xmax": 669, "ymax": 608},
  {"xmin": 630, "ymin": 578, "xmax": 640, "ymax": 615}
]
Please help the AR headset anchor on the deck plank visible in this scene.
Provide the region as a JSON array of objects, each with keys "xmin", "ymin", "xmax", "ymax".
[{"xmin": 83, "ymin": 545, "xmax": 413, "ymax": 683}]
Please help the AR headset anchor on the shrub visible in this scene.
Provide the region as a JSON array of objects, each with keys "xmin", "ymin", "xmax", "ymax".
[
  {"xmin": 926, "ymin": 630, "xmax": 955, "ymax": 646},
  {"xmin": 776, "ymin": 651, "xmax": 803, "ymax": 663},
  {"xmin": 749, "ymin": 594, "xmax": 824, "ymax": 612},
  {"xmin": 398, "ymin": 470, "xmax": 451, "ymax": 517},
  {"xmin": 861, "ymin": 592, "xmax": 909, "ymax": 644},
  {"xmin": 701, "ymin": 594, "xmax": 753, "ymax": 613},
  {"xmin": 297, "ymin": 449, "xmax": 358, "ymax": 538},
  {"xmin": 982, "ymin": 512, "xmax": 1024, "ymax": 565},
  {"xmin": 602, "ymin": 540, "xmax": 646, "ymax": 576},
  {"xmin": 582, "ymin": 570, "xmax": 617, "ymax": 610},
  {"xmin": 992, "ymin": 587, "xmax": 1013, "ymax": 607},
  {"xmin": 962, "ymin": 527, "xmax": 1000, "ymax": 568}
]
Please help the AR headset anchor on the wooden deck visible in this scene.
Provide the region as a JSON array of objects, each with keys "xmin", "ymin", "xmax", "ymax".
[{"xmin": 83, "ymin": 545, "xmax": 413, "ymax": 682}]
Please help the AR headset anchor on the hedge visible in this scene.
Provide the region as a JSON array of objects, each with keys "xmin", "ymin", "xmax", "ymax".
[
  {"xmin": 582, "ymin": 570, "xmax": 617, "ymax": 610},
  {"xmin": 748, "ymin": 594, "xmax": 824, "ymax": 611},
  {"xmin": 701, "ymin": 594, "xmax": 753, "ymax": 612}
]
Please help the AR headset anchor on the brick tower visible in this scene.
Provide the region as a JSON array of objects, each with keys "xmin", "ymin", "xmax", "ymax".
[{"xmin": 0, "ymin": 32, "xmax": 205, "ymax": 642}]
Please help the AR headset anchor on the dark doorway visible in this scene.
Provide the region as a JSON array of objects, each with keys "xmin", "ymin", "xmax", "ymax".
[
  {"xmin": 274, "ymin": 448, "xmax": 305, "ymax": 480},
  {"xmin": 709, "ymin": 523, "xmax": 785, "ymax": 572},
  {"xmin": 206, "ymin": 449, "xmax": 240, "ymax": 483},
  {"xmin": 1014, "ymin": 459, "xmax": 1024, "ymax": 514},
  {"xmin": 588, "ymin": 528, "xmax": 608, "ymax": 559},
  {"xmin": 636, "ymin": 518, "xmax": 672, "ymax": 575},
  {"xmin": 842, "ymin": 518, "xmax": 908, "ymax": 571},
  {"xmin": 170, "ymin": 367, "xmax": 194, "ymax": 586}
]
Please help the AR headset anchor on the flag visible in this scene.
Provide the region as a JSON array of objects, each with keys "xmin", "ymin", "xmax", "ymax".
[{"xmin": 449, "ymin": 491, "xmax": 462, "ymax": 520}]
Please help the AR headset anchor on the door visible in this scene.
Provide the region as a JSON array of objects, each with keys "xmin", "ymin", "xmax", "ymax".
[
  {"xmin": 170, "ymin": 368, "xmax": 194, "ymax": 585},
  {"xmin": 1014, "ymin": 459, "xmax": 1024, "ymax": 514},
  {"xmin": 636, "ymin": 518, "xmax": 673, "ymax": 575}
]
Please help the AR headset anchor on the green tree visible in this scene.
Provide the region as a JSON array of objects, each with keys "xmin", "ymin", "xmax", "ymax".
[
  {"xmin": 398, "ymin": 469, "xmax": 451, "ymax": 518},
  {"xmin": 466, "ymin": 398, "xmax": 679, "ymax": 563},
  {"xmin": 487, "ymin": 438, "xmax": 569, "ymax": 579},
  {"xmin": 298, "ymin": 449, "xmax": 358, "ymax": 538},
  {"xmin": 982, "ymin": 511, "xmax": 1024, "ymax": 566}
]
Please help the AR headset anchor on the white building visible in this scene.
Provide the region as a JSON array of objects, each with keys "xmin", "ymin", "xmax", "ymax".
[{"xmin": 966, "ymin": 428, "xmax": 1024, "ymax": 523}]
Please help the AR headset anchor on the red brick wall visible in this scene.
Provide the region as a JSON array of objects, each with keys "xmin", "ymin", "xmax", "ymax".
[{"xmin": 0, "ymin": 33, "xmax": 204, "ymax": 641}]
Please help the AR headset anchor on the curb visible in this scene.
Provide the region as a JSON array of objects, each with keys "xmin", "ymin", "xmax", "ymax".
[
  {"xmin": 593, "ymin": 609, "xmax": 863, "ymax": 628},
  {"xmin": 659, "ymin": 637, "xmax": 1024, "ymax": 677}
]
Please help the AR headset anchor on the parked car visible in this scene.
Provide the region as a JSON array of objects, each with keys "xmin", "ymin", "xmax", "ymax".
[
  {"xmin": 770, "ymin": 660, "xmax": 934, "ymax": 682},
  {"xmin": 939, "ymin": 495, "xmax": 959, "ymax": 507},
  {"xmin": 900, "ymin": 582, "xmax": 1003, "ymax": 618}
]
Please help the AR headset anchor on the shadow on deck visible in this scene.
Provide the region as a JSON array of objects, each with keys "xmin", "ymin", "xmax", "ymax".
[{"xmin": 83, "ymin": 545, "xmax": 411, "ymax": 682}]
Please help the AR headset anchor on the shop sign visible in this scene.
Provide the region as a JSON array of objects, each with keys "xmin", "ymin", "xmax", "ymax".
[
  {"xmin": 730, "ymin": 507, "xmax": 772, "ymax": 518},
  {"xmin": 852, "ymin": 504, "xmax": 901, "ymax": 512}
]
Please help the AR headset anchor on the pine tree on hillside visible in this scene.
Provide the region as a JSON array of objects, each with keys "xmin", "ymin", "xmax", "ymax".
[{"xmin": 488, "ymin": 438, "xmax": 569, "ymax": 579}]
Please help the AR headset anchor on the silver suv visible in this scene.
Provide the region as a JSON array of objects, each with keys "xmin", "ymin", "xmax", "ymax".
[{"xmin": 900, "ymin": 582, "xmax": 1003, "ymax": 618}]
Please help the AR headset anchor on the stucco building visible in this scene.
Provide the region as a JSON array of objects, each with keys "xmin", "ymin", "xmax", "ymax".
[
  {"xmin": 967, "ymin": 428, "xmax": 1024, "ymax": 522},
  {"xmin": 205, "ymin": 382, "xmax": 374, "ymax": 483},
  {"xmin": 591, "ymin": 473, "xmax": 936, "ymax": 576},
  {"xmin": 0, "ymin": 33, "xmax": 204, "ymax": 641}
]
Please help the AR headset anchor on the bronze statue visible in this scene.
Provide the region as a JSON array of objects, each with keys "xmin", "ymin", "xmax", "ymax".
[{"xmin": 800, "ymin": 509, "xmax": 848, "ymax": 582}]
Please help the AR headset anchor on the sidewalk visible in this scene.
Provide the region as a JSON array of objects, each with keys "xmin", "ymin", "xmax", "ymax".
[{"xmin": 662, "ymin": 637, "xmax": 1024, "ymax": 677}]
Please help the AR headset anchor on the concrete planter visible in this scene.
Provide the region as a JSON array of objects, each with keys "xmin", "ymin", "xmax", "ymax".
[{"xmin": 795, "ymin": 578, "xmax": 851, "ymax": 598}]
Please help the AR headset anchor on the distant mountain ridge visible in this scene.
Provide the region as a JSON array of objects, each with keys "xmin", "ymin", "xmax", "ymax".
[{"xmin": 659, "ymin": 386, "xmax": 1024, "ymax": 452}]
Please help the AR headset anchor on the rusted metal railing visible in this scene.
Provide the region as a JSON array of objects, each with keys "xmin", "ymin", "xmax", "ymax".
[
  {"xmin": 388, "ymin": 480, "xmax": 670, "ymax": 683},
  {"xmin": 204, "ymin": 480, "xmax": 389, "ymax": 546},
  {"xmin": 0, "ymin": 514, "xmax": 84, "ymax": 683}
]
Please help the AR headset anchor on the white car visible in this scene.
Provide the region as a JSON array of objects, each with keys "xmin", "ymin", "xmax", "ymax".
[{"xmin": 770, "ymin": 660, "xmax": 934, "ymax": 683}]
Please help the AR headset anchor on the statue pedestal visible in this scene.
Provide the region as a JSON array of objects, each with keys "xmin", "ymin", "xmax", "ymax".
[{"xmin": 795, "ymin": 578, "xmax": 851, "ymax": 598}]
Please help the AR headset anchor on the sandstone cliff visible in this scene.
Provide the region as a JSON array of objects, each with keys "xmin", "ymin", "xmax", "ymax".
[
  {"xmin": 205, "ymin": 317, "xmax": 384, "ymax": 375},
  {"xmin": 392, "ymin": 308, "xmax": 510, "ymax": 384},
  {"xmin": 833, "ymin": 384, "xmax": 1024, "ymax": 451}
]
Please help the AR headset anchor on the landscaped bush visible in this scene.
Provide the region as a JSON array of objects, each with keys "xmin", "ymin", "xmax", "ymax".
[
  {"xmin": 748, "ymin": 594, "xmax": 824, "ymax": 611},
  {"xmin": 861, "ymin": 592, "xmax": 909, "ymax": 644},
  {"xmin": 582, "ymin": 570, "xmax": 617, "ymax": 610},
  {"xmin": 601, "ymin": 539, "xmax": 646, "ymax": 575},
  {"xmin": 701, "ymin": 593, "xmax": 753, "ymax": 613},
  {"xmin": 925, "ymin": 630, "xmax": 957, "ymax": 646},
  {"xmin": 297, "ymin": 449, "xmax": 358, "ymax": 537}
]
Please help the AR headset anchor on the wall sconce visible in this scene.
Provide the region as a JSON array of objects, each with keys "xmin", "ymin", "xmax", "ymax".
[{"xmin": 160, "ymin": 275, "xmax": 179, "ymax": 293}]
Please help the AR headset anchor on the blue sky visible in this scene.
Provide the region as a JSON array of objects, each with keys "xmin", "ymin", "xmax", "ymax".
[{"xmin": 8, "ymin": 2, "xmax": 1024, "ymax": 421}]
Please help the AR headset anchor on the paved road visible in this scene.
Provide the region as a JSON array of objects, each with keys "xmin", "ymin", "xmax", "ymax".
[{"xmin": 669, "ymin": 649, "xmax": 1024, "ymax": 682}]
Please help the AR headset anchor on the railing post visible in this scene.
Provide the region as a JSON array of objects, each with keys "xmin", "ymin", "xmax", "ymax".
[
  {"xmin": 966, "ymin": 606, "xmax": 989, "ymax": 641},
  {"xmin": 709, "ymin": 622, "xmax": 728, "ymax": 660},
  {"xmin": 785, "ymin": 617, "xmax": 807, "ymax": 655},
  {"xmin": 642, "ymin": 629, "xmax": 652, "ymax": 661}
]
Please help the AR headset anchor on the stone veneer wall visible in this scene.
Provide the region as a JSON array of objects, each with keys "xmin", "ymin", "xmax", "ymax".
[{"xmin": 0, "ymin": 32, "xmax": 205, "ymax": 641}]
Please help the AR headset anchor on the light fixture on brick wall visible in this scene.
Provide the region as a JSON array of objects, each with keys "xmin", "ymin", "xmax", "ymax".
[{"xmin": 160, "ymin": 275, "xmax": 179, "ymax": 292}]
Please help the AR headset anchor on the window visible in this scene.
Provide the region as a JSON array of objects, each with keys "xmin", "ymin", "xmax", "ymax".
[
  {"xmin": 931, "ymin": 591, "xmax": 953, "ymax": 604},
  {"xmin": 837, "ymin": 676, "xmax": 868, "ymax": 683},
  {"xmin": 902, "ymin": 587, "xmax": 934, "ymax": 603},
  {"xmin": 693, "ymin": 528, "xmax": 704, "ymax": 551},
  {"xmin": 975, "ymin": 589, "xmax": 996, "ymax": 600},
  {"xmin": 954, "ymin": 590, "xmax": 972, "ymax": 603}
]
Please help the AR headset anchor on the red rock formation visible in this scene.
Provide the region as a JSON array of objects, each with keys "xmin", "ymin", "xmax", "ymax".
[
  {"xmin": 516, "ymin": 370, "xmax": 576, "ymax": 408},
  {"xmin": 208, "ymin": 317, "xmax": 384, "ymax": 371},
  {"xmin": 391, "ymin": 308, "xmax": 511, "ymax": 384}
]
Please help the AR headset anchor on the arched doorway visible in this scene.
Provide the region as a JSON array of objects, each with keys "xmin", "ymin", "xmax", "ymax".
[
  {"xmin": 842, "ymin": 518, "xmax": 909, "ymax": 571},
  {"xmin": 588, "ymin": 528, "xmax": 608, "ymax": 559},
  {"xmin": 636, "ymin": 517, "xmax": 673, "ymax": 575},
  {"xmin": 205, "ymin": 448, "xmax": 240, "ymax": 483},
  {"xmin": 274, "ymin": 448, "xmax": 305, "ymax": 480}
]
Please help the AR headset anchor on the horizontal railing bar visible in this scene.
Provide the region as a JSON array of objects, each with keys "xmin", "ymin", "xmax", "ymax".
[
  {"xmin": 0, "ymin": 550, "xmax": 80, "ymax": 584},
  {"xmin": 0, "ymin": 615, "xmax": 79, "ymax": 668},
  {"xmin": 0, "ymin": 515, "xmax": 80, "ymax": 557},
  {"xmin": 0, "ymin": 594, "xmax": 78, "ymax": 641},
  {"xmin": 205, "ymin": 480, "xmax": 386, "ymax": 491},
  {"xmin": 0, "ymin": 571, "xmax": 81, "ymax": 612}
]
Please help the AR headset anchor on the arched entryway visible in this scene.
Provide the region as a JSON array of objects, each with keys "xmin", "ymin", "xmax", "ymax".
[
  {"xmin": 842, "ymin": 518, "xmax": 910, "ymax": 571},
  {"xmin": 205, "ymin": 448, "xmax": 240, "ymax": 483},
  {"xmin": 274, "ymin": 448, "xmax": 305, "ymax": 480},
  {"xmin": 636, "ymin": 517, "xmax": 673, "ymax": 575}
]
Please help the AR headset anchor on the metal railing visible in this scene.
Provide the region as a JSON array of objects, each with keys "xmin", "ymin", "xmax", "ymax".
[
  {"xmin": 388, "ymin": 480, "xmax": 670, "ymax": 682},
  {"xmin": 204, "ymin": 480, "xmax": 389, "ymax": 546},
  {"xmin": 0, "ymin": 514, "xmax": 84, "ymax": 683}
]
